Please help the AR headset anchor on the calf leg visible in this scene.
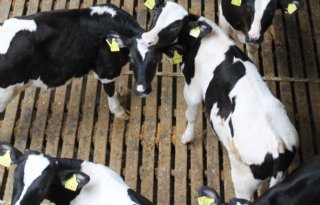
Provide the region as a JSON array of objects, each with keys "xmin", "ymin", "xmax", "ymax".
[
  {"xmin": 0, "ymin": 86, "xmax": 15, "ymax": 113},
  {"xmin": 229, "ymin": 154, "xmax": 260, "ymax": 200},
  {"xmin": 103, "ymin": 81, "xmax": 128, "ymax": 120},
  {"xmin": 181, "ymin": 84, "xmax": 202, "ymax": 144}
]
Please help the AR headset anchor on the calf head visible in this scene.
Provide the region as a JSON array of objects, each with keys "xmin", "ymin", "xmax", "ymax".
[
  {"xmin": 110, "ymin": 33, "xmax": 162, "ymax": 97},
  {"xmin": 197, "ymin": 186, "xmax": 253, "ymax": 205},
  {"xmin": 221, "ymin": 0, "xmax": 303, "ymax": 44},
  {"xmin": 0, "ymin": 142, "xmax": 90, "ymax": 205},
  {"xmin": 141, "ymin": 1, "xmax": 188, "ymax": 48},
  {"xmin": 137, "ymin": 0, "xmax": 212, "ymax": 95}
]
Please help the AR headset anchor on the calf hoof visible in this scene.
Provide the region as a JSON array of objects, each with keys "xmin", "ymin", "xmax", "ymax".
[
  {"xmin": 115, "ymin": 110, "xmax": 130, "ymax": 120},
  {"xmin": 181, "ymin": 133, "xmax": 194, "ymax": 144}
]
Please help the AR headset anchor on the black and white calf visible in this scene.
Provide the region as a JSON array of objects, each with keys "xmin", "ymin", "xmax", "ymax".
[
  {"xmin": 140, "ymin": 1, "xmax": 299, "ymax": 200},
  {"xmin": 197, "ymin": 154, "xmax": 320, "ymax": 205},
  {"xmin": 219, "ymin": 0, "xmax": 303, "ymax": 44},
  {"xmin": 0, "ymin": 4, "xmax": 159, "ymax": 119},
  {"xmin": 0, "ymin": 142, "xmax": 153, "ymax": 205}
]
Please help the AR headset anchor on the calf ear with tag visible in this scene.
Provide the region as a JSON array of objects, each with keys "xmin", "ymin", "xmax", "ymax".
[
  {"xmin": 198, "ymin": 196, "xmax": 215, "ymax": 205},
  {"xmin": 144, "ymin": 0, "xmax": 165, "ymax": 9},
  {"xmin": 0, "ymin": 142, "xmax": 23, "ymax": 167},
  {"xmin": 281, "ymin": 0, "xmax": 304, "ymax": 14},
  {"xmin": 59, "ymin": 170, "xmax": 90, "ymax": 192},
  {"xmin": 188, "ymin": 21, "xmax": 212, "ymax": 39},
  {"xmin": 105, "ymin": 33, "xmax": 131, "ymax": 52},
  {"xmin": 231, "ymin": 0, "xmax": 242, "ymax": 7},
  {"xmin": 197, "ymin": 186, "xmax": 223, "ymax": 205}
]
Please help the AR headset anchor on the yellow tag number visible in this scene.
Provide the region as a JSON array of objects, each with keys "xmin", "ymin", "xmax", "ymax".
[
  {"xmin": 170, "ymin": 50, "xmax": 183, "ymax": 65},
  {"xmin": 231, "ymin": 0, "xmax": 242, "ymax": 6},
  {"xmin": 198, "ymin": 196, "xmax": 215, "ymax": 205},
  {"xmin": 65, "ymin": 174, "xmax": 78, "ymax": 192},
  {"xmin": 145, "ymin": 0, "xmax": 156, "ymax": 9},
  {"xmin": 0, "ymin": 150, "xmax": 12, "ymax": 168},
  {"xmin": 189, "ymin": 26, "xmax": 201, "ymax": 38},
  {"xmin": 287, "ymin": 3, "xmax": 297, "ymax": 14},
  {"xmin": 106, "ymin": 38, "xmax": 120, "ymax": 52}
]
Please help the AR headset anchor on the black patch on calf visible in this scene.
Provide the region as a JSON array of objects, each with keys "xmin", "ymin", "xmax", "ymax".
[
  {"xmin": 260, "ymin": 1, "xmax": 278, "ymax": 37},
  {"xmin": 221, "ymin": 0, "xmax": 255, "ymax": 34},
  {"xmin": 204, "ymin": 46, "xmax": 246, "ymax": 120},
  {"xmin": 250, "ymin": 148, "xmax": 296, "ymax": 180},
  {"xmin": 103, "ymin": 82, "xmax": 115, "ymax": 97},
  {"xmin": 182, "ymin": 41, "xmax": 201, "ymax": 85},
  {"xmin": 229, "ymin": 119, "xmax": 234, "ymax": 137},
  {"xmin": 229, "ymin": 198, "xmax": 253, "ymax": 205},
  {"xmin": 46, "ymin": 180, "xmax": 82, "ymax": 205},
  {"xmin": 250, "ymin": 153, "xmax": 274, "ymax": 180},
  {"xmin": 155, "ymin": 19, "xmax": 187, "ymax": 48},
  {"xmin": 252, "ymin": 155, "xmax": 320, "ymax": 205},
  {"xmin": 127, "ymin": 188, "xmax": 153, "ymax": 205}
]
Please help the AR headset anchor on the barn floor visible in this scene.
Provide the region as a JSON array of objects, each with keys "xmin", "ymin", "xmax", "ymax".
[{"xmin": 0, "ymin": 0, "xmax": 319, "ymax": 204}]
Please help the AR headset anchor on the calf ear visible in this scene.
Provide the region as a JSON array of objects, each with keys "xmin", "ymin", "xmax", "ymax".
[
  {"xmin": 197, "ymin": 186, "xmax": 223, "ymax": 205},
  {"xmin": 188, "ymin": 20, "xmax": 212, "ymax": 39},
  {"xmin": 144, "ymin": 0, "xmax": 165, "ymax": 10},
  {"xmin": 0, "ymin": 142, "xmax": 23, "ymax": 167},
  {"xmin": 58, "ymin": 170, "xmax": 90, "ymax": 192},
  {"xmin": 162, "ymin": 44, "xmax": 185, "ymax": 58},
  {"xmin": 105, "ymin": 33, "xmax": 132, "ymax": 49},
  {"xmin": 280, "ymin": 0, "xmax": 304, "ymax": 14}
]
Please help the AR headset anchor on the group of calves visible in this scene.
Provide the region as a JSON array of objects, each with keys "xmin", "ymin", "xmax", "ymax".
[{"xmin": 0, "ymin": 0, "xmax": 318, "ymax": 204}]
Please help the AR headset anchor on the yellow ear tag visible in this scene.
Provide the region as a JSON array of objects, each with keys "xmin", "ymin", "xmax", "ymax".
[
  {"xmin": 106, "ymin": 38, "xmax": 120, "ymax": 52},
  {"xmin": 0, "ymin": 150, "xmax": 12, "ymax": 168},
  {"xmin": 231, "ymin": 0, "xmax": 242, "ymax": 6},
  {"xmin": 65, "ymin": 174, "xmax": 78, "ymax": 192},
  {"xmin": 286, "ymin": 3, "xmax": 297, "ymax": 14},
  {"xmin": 170, "ymin": 50, "xmax": 183, "ymax": 64},
  {"xmin": 198, "ymin": 196, "xmax": 215, "ymax": 205},
  {"xmin": 189, "ymin": 26, "xmax": 201, "ymax": 38},
  {"xmin": 145, "ymin": 0, "xmax": 156, "ymax": 9}
]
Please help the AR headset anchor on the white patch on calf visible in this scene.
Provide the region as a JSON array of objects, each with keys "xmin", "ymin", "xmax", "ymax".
[
  {"xmin": 0, "ymin": 86, "xmax": 15, "ymax": 112},
  {"xmin": 93, "ymin": 73, "xmax": 116, "ymax": 84},
  {"xmin": 70, "ymin": 161, "xmax": 134, "ymax": 205},
  {"xmin": 136, "ymin": 39, "xmax": 148, "ymax": 60},
  {"xmin": 0, "ymin": 18, "xmax": 37, "ymax": 55},
  {"xmin": 136, "ymin": 85, "xmax": 145, "ymax": 93},
  {"xmin": 248, "ymin": 0, "xmax": 271, "ymax": 39},
  {"xmin": 32, "ymin": 77, "xmax": 48, "ymax": 89},
  {"xmin": 15, "ymin": 154, "xmax": 50, "ymax": 205},
  {"xmin": 142, "ymin": 1, "xmax": 188, "ymax": 45},
  {"xmin": 90, "ymin": 6, "xmax": 117, "ymax": 17}
]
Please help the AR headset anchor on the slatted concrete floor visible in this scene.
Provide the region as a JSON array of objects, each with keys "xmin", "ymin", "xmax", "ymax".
[{"xmin": 0, "ymin": 0, "xmax": 319, "ymax": 204}]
